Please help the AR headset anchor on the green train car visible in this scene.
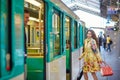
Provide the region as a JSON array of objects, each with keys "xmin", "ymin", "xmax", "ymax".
[{"xmin": 0, "ymin": 0, "xmax": 86, "ymax": 80}]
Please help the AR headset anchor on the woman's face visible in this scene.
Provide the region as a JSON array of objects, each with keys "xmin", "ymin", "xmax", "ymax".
[{"xmin": 87, "ymin": 31, "xmax": 92, "ymax": 38}]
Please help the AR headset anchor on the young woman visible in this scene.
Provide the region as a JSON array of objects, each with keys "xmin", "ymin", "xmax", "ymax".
[
  {"xmin": 106, "ymin": 35, "xmax": 111, "ymax": 52},
  {"xmin": 79, "ymin": 30, "xmax": 102, "ymax": 80}
]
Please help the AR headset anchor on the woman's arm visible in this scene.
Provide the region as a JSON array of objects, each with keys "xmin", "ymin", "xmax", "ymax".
[
  {"xmin": 93, "ymin": 39, "xmax": 103, "ymax": 62},
  {"xmin": 79, "ymin": 40, "xmax": 86, "ymax": 60},
  {"xmin": 79, "ymin": 52, "xmax": 86, "ymax": 60}
]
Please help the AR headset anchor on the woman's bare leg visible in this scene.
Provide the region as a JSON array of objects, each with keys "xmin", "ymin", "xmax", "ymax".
[
  {"xmin": 83, "ymin": 72, "xmax": 88, "ymax": 80},
  {"xmin": 91, "ymin": 72, "xmax": 98, "ymax": 80}
]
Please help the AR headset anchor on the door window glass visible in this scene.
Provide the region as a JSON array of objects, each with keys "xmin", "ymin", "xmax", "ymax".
[
  {"xmin": 24, "ymin": 1, "xmax": 44, "ymax": 56},
  {"xmin": 52, "ymin": 11, "xmax": 60, "ymax": 56},
  {"xmin": 65, "ymin": 16, "xmax": 70, "ymax": 49},
  {"xmin": 74, "ymin": 21, "xmax": 77, "ymax": 49}
]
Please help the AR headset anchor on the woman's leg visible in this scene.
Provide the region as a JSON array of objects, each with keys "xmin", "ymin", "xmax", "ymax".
[
  {"xmin": 103, "ymin": 43, "xmax": 106, "ymax": 49},
  {"xmin": 104, "ymin": 43, "xmax": 106, "ymax": 50},
  {"xmin": 109, "ymin": 43, "xmax": 111, "ymax": 52},
  {"xmin": 107, "ymin": 43, "xmax": 109, "ymax": 51},
  {"xmin": 83, "ymin": 72, "xmax": 88, "ymax": 80},
  {"xmin": 108, "ymin": 43, "xmax": 111, "ymax": 52},
  {"xmin": 91, "ymin": 72, "xmax": 98, "ymax": 80}
]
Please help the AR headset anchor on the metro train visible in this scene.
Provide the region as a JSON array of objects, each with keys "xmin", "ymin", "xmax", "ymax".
[{"xmin": 0, "ymin": 0, "xmax": 87, "ymax": 80}]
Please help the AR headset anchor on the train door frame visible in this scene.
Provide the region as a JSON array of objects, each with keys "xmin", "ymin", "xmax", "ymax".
[
  {"xmin": 43, "ymin": 1, "xmax": 47, "ymax": 78},
  {"xmin": 0, "ymin": 0, "xmax": 1, "ymax": 77},
  {"xmin": 0, "ymin": 0, "xmax": 11, "ymax": 77},
  {"xmin": 0, "ymin": 0, "xmax": 12, "ymax": 77},
  {"xmin": 69, "ymin": 17, "xmax": 72, "ymax": 80},
  {"xmin": 1, "ymin": 0, "xmax": 25, "ymax": 79},
  {"xmin": 70, "ymin": 18, "xmax": 75, "ymax": 80}
]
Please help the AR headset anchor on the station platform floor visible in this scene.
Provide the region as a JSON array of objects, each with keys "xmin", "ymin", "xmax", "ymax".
[{"xmin": 80, "ymin": 46, "xmax": 120, "ymax": 80}]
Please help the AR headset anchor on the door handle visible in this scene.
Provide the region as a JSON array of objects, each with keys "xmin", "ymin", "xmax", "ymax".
[{"xmin": 6, "ymin": 53, "xmax": 11, "ymax": 71}]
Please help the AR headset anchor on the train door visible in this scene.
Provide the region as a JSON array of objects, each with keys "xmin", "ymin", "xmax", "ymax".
[
  {"xmin": 65, "ymin": 16, "xmax": 71, "ymax": 80},
  {"xmin": 0, "ymin": 0, "xmax": 10, "ymax": 78},
  {"xmin": 24, "ymin": 0, "xmax": 46, "ymax": 80},
  {"xmin": 45, "ymin": 5, "xmax": 66, "ymax": 79},
  {"xmin": 0, "ymin": 0, "xmax": 24, "ymax": 80}
]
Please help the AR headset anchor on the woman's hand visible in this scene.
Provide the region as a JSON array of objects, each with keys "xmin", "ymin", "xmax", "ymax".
[
  {"xmin": 92, "ymin": 44, "xmax": 96, "ymax": 49},
  {"xmin": 78, "ymin": 57, "xmax": 81, "ymax": 60},
  {"xmin": 84, "ymin": 62, "xmax": 88, "ymax": 66},
  {"xmin": 98, "ymin": 60, "xmax": 103, "ymax": 65}
]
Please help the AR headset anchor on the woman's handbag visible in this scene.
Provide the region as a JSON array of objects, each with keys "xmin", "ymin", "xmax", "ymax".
[
  {"xmin": 100, "ymin": 61, "xmax": 113, "ymax": 76},
  {"xmin": 109, "ymin": 40, "xmax": 113, "ymax": 44}
]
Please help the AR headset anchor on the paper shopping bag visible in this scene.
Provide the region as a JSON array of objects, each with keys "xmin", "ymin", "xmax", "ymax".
[{"xmin": 100, "ymin": 62, "xmax": 113, "ymax": 76}]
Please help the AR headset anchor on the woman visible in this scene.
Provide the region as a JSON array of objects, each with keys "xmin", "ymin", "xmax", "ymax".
[
  {"xmin": 106, "ymin": 35, "xmax": 111, "ymax": 52},
  {"xmin": 79, "ymin": 30, "xmax": 102, "ymax": 80}
]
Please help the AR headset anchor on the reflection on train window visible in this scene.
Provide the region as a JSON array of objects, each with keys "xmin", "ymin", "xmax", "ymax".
[
  {"xmin": 52, "ymin": 12, "xmax": 60, "ymax": 56},
  {"xmin": 74, "ymin": 21, "xmax": 77, "ymax": 49},
  {"xmin": 65, "ymin": 16, "xmax": 70, "ymax": 49},
  {"xmin": 24, "ymin": 1, "xmax": 44, "ymax": 56}
]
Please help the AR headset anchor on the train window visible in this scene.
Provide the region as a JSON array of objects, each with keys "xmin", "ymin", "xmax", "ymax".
[
  {"xmin": 80, "ymin": 24, "xmax": 83, "ymax": 47},
  {"xmin": 52, "ymin": 11, "xmax": 60, "ymax": 57},
  {"xmin": 74, "ymin": 21, "xmax": 77, "ymax": 49},
  {"xmin": 78, "ymin": 23, "xmax": 80, "ymax": 47},
  {"xmin": 65, "ymin": 16, "xmax": 70, "ymax": 49},
  {"xmin": 24, "ymin": 1, "xmax": 44, "ymax": 56}
]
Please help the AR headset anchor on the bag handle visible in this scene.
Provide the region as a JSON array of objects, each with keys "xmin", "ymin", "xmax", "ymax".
[{"xmin": 100, "ymin": 61, "xmax": 110, "ymax": 67}]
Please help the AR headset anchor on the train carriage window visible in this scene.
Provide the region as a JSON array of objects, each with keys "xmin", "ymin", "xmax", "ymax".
[
  {"xmin": 65, "ymin": 16, "xmax": 70, "ymax": 49},
  {"xmin": 78, "ymin": 23, "xmax": 80, "ymax": 47},
  {"xmin": 52, "ymin": 11, "xmax": 60, "ymax": 57},
  {"xmin": 74, "ymin": 21, "xmax": 77, "ymax": 49},
  {"xmin": 24, "ymin": 0, "xmax": 44, "ymax": 56}
]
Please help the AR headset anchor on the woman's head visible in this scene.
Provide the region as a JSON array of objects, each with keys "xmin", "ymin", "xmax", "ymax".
[
  {"xmin": 87, "ymin": 30, "xmax": 99, "ymax": 46},
  {"xmin": 87, "ymin": 30, "xmax": 92, "ymax": 38},
  {"xmin": 87, "ymin": 30, "xmax": 96, "ymax": 38}
]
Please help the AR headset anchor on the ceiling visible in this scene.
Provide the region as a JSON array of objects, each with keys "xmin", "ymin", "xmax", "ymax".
[
  {"xmin": 62, "ymin": 0, "xmax": 100, "ymax": 15},
  {"xmin": 100, "ymin": 0, "xmax": 119, "ymax": 21},
  {"xmin": 61, "ymin": 0, "xmax": 119, "ymax": 22}
]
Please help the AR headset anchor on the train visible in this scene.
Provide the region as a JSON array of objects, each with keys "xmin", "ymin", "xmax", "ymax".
[{"xmin": 0, "ymin": 0, "xmax": 87, "ymax": 80}]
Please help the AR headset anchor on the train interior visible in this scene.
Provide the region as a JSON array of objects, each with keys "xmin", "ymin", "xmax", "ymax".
[{"xmin": 24, "ymin": 0, "xmax": 45, "ymax": 80}]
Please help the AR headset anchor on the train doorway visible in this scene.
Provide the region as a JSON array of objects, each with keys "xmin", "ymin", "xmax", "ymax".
[
  {"xmin": 24, "ymin": 0, "xmax": 46, "ymax": 80},
  {"xmin": 65, "ymin": 16, "xmax": 71, "ymax": 80}
]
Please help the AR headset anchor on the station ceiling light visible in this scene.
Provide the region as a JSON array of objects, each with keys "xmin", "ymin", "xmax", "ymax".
[
  {"xmin": 25, "ymin": 0, "xmax": 41, "ymax": 7},
  {"xmin": 29, "ymin": 17, "xmax": 39, "ymax": 22}
]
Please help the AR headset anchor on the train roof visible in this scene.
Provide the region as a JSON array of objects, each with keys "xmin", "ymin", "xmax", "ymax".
[{"xmin": 50, "ymin": 0, "xmax": 80, "ymax": 20}]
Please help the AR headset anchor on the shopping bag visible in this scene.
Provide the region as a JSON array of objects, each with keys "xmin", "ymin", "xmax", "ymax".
[{"xmin": 100, "ymin": 62, "xmax": 113, "ymax": 76}]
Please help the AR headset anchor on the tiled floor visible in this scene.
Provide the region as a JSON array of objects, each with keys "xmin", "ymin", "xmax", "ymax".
[{"xmin": 80, "ymin": 46, "xmax": 120, "ymax": 80}]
